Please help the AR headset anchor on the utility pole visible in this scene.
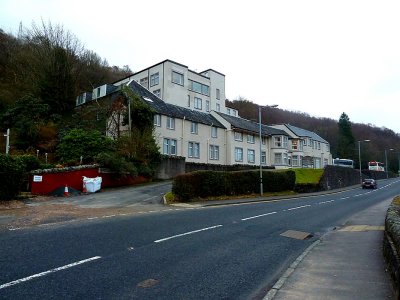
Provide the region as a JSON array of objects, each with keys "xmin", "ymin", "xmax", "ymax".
[{"xmin": 4, "ymin": 128, "xmax": 10, "ymax": 155}]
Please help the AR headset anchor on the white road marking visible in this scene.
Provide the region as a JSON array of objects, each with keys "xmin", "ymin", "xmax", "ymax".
[
  {"xmin": 241, "ymin": 212, "xmax": 277, "ymax": 221},
  {"xmin": 0, "ymin": 256, "xmax": 102, "ymax": 290},
  {"xmin": 341, "ymin": 196, "xmax": 350, "ymax": 200},
  {"xmin": 318, "ymin": 200, "xmax": 335, "ymax": 204},
  {"xmin": 154, "ymin": 225, "xmax": 223, "ymax": 243},
  {"xmin": 287, "ymin": 205, "xmax": 311, "ymax": 211}
]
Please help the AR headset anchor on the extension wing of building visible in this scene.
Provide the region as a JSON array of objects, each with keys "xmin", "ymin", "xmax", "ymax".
[{"xmin": 76, "ymin": 59, "xmax": 332, "ymax": 169}]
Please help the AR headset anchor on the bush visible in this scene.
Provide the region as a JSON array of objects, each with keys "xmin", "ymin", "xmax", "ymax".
[
  {"xmin": 14, "ymin": 155, "xmax": 41, "ymax": 172},
  {"xmin": 95, "ymin": 152, "xmax": 137, "ymax": 177},
  {"xmin": 172, "ymin": 169, "xmax": 296, "ymax": 201},
  {"xmin": 0, "ymin": 154, "xmax": 25, "ymax": 200}
]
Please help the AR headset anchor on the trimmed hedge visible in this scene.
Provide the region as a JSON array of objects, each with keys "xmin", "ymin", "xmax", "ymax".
[
  {"xmin": 0, "ymin": 154, "xmax": 25, "ymax": 200},
  {"xmin": 172, "ymin": 169, "xmax": 296, "ymax": 201}
]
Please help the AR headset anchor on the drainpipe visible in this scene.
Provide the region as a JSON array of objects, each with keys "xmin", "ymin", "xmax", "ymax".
[{"xmin": 182, "ymin": 116, "xmax": 186, "ymax": 156}]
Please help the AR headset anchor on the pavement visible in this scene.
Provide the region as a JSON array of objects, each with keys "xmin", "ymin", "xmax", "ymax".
[{"xmin": 264, "ymin": 197, "xmax": 394, "ymax": 300}]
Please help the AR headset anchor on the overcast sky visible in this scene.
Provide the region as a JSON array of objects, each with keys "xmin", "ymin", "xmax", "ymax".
[{"xmin": 1, "ymin": 0, "xmax": 400, "ymax": 133}]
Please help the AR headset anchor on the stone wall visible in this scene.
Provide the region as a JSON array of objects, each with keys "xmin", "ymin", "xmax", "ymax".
[
  {"xmin": 155, "ymin": 156, "xmax": 186, "ymax": 180},
  {"xmin": 384, "ymin": 197, "xmax": 400, "ymax": 299}
]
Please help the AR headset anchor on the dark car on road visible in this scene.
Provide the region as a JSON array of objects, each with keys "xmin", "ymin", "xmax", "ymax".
[{"xmin": 362, "ymin": 178, "xmax": 377, "ymax": 189}]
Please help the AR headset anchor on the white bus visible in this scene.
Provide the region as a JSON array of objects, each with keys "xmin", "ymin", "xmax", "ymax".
[
  {"xmin": 332, "ymin": 158, "xmax": 354, "ymax": 168},
  {"xmin": 368, "ymin": 161, "xmax": 385, "ymax": 172}
]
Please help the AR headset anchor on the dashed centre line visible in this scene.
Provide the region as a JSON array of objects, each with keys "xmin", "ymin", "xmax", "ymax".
[
  {"xmin": 287, "ymin": 205, "xmax": 311, "ymax": 211},
  {"xmin": 154, "ymin": 225, "xmax": 223, "ymax": 243},
  {"xmin": 241, "ymin": 212, "xmax": 277, "ymax": 221},
  {"xmin": 0, "ymin": 256, "xmax": 101, "ymax": 290}
]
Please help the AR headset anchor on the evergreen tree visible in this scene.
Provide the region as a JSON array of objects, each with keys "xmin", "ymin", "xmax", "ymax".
[{"xmin": 337, "ymin": 112, "xmax": 356, "ymax": 159}]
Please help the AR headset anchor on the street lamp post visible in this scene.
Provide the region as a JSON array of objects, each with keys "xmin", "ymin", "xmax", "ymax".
[
  {"xmin": 259, "ymin": 104, "xmax": 278, "ymax": 196},
  {"xmin": 385, "ymin": 148, "xmax": 394, "ymax": 179},
  {"xmin": 358, "ymin": 139, "xmax": 370, "ymax": 184}
]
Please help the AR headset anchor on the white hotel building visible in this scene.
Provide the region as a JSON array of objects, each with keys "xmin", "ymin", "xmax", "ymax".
[{"xmin": 77, "ymin": 59, "xmax": 332, "ymax": 168}]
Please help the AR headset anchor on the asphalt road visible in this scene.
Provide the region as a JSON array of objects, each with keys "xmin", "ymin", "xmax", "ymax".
[{"xmin": 1, "ymin": 178, "xmax": 399, "ymax": 299}]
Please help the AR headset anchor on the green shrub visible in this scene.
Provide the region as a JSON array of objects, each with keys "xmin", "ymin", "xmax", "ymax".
[
  {"xmin": 0, "ymin": 154, "xmax": 25, "ymax": 200},
  {"xmin": 14, "ymin": 155, "xmax": 41, "ymax": 172},
  {"xmin": 95, "ymin": 152, "xmax": 137, "ymax": 177},
  {"xmin": 172, "ymin": 169, "xmax": 296, "ymax": 202}
]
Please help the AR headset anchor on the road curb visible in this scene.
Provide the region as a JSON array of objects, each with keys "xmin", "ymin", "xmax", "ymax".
[{"xmin": 263, "ymin": 240, "xmax": 321, "ymax": 300}]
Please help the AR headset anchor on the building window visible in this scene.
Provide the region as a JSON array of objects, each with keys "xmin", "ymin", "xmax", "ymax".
[
  {"xmin": 318, "ymin": 142, "xmax": 321, "ymax": 150},
  {"xmin": 96, "ymin": 87, "xmax": 101, "ymax": 98},
  {"xmin": 261, "ymin": 151, "xmax": 266, "ymax": 165},
  {"xmin": 187, "ymin": 95, "xmax": 190, "ymax": 107},
  {"xmin": 283, "ymin": 153, "xmax": 288, "ymax": 165},
  {"xmin": 189, "ymin": 80, "xmax": 210, "ymax": 96},
  {"xmin": 206, "ymin": 100, "xmax": 210, "ymax": 112},
  {"xmin": 247, "ymin": 149, "xmax": 255, "ymax": 163},
  {"xmin": 292, "ymin": 140, "xmax": 299, "ymax": 150},
  {"xmin": 163, "ymin": 138, "xmax": 177, "ymax": 155},
  {"xmin": 227, "ymin": 108, "xmax": 231, "ymax": 115},
  {"xmin": 194, "ymin": 97, "xmax": 202, "ymax": 110},
  {"xmin": 247, "ymin": 134, "xmax": 255, "ymax": 144},
  {"xmin": 216, "ymin": 88, "xmax": 220, "ymax": 100},
  {"xmin": 150, "ymin": 72, "xmax": 159, "ymax": 87},
  {"xmin": 153, "ymin": 89, "xmax": 161, "ymax": 98},
  {"xmin": 262, "ymin": 137, "xmax": 266, "ymax": 145},
  {"xmin": 235, "ymin": 147, "xmax": 243, "ymax": 162},
  {"xmin": 172, "ymin": 71, "xmax": 184, "ymax": 85},
  {"xmin": 234, "ymin": 132, "xmax": 243, "ymax": 142},
  {"xmin": 188, "ymin": 142, "xmax": 200, "ymax": 158},
  {"xmin": 274, "ymin": 136, "xmax": 282, "ymax": 147},
  {"xmin": 283, "ymin": 136, "xmax": 288, "ymax": 149},
  {"xmin": 274, "ymin": 153, "xmax": 282, "ymax": 165},
  {"xmin": 211, "ymin": 127, "xmax": 217, "ymax": 138},
  {"xmin": 154, "ymin": 114, "xmax": 161, "ymax": 127},
  {"xmin": 308, "ymin": 138, "xmax": 312, "ymax": 147},
  {"xmin": 216, "ymin": 103, "xmax": 220, "ymax": 112},
  {"xmin": 209, "ymin": 145, "xmax": 219, "ymax": 160},
  {"xmin": 326, "ymin": 144, "xmax": 330, "ymax": 152},
  {"xmin": 292, "ymin": 155, "xmax": 299, "ymax": 167},
  {"xmin": 191, "ymin": 122, "xmax": 198, "ymax": 134},
  {"xmin": 140, "ymin": 77, "xmax": 148, "ymax": 88},
  {"xmin": 166, "ymin": 117, "xmax": 175, "ymax": 130}
]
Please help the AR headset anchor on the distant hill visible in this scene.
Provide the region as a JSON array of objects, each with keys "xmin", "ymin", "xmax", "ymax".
[{"xmin": 226, "ymin": 99, "xmax": 400, "ymax": 173}]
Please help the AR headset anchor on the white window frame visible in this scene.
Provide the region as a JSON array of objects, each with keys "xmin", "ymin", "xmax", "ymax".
[
  {"xmin": 274, "ymin": 153, "xmax": 283, "ymax": 165},
  {"xmin": 163, "ymin": 138, "xmax": 177, "ymax": 155},
  {"xmin": 247, "ymin": 149, "xmax": 255, "ymax": 163},
  {"xmin": 216, "ymin": 88, "xmax": 220, "ymax": 100},
  {"xmin": 172, "ymin": 71, "xmax": 184, "ymax": 85},
  {"xmin": 211, "ymin": 127, "xmax": 217, "ymax": 138},
  {"xmin": 206, "ymin": 100, "xmax": 210, "ymax": 112},
  {"xmin": 153, "ymin": 89, "xmax": 161, "ymax": 98},
  {"xmin": 150, "ymin": 72, "xmax": 159, "ymax": 87},
  {"xmin": 154, "ymin": 114, "xmax": 161, "ymax": 127},
  {"xmin": 194, "ymin": 97, "xmax": 202, "ymax": 110},
  {"xmin": 191, "ymin": 122, "xmax": 198, "ymax": 134},
  {"xmin": 247, "ymin": 134, "xmax": 255, "ymax": 144},
  {"xmin": 188, "ymin": 142, "xmax": 200, "ymax": 158},
  {"xmin": 209, "ymin": 145, "xmax": 219, "ymax": 160},
  {"xmin": 166, "ymin": 117, "xmax": 175, "ymax": 130},
  {"xmin": 216, "ymin": 103, "xmax": 220, "ymax": 112},
  {"xmin": 261, "ymin": 151, "xmax": 266, "ymax": 165},
  {"xmin": 234, "ymin": 132, "xmax": 243, "ymax": 142},
  {"xmin": 235, "ymin": 147, "xmax": 243, "ymax": 162},
  {"xmin": 274, "ymin": 136, "xmax": 282, "ymax": 147}
]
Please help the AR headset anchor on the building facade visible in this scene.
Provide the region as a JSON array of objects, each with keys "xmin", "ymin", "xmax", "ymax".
[{"xmin": 76, "ymin": 59, "xmax": 332, "ymax": 169}]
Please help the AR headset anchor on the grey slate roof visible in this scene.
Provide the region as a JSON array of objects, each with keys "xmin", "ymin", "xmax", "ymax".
[
  {"xmin": 216, "ymin": 112, "xmax": 287, "ymax": 136},
  {"xmin": 127, "ymin": 80, "xmax": 225, "ymax": 128},
  {"xmin": 285, "ymin": 124, "xmax": 328, "ymax": 143}
]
